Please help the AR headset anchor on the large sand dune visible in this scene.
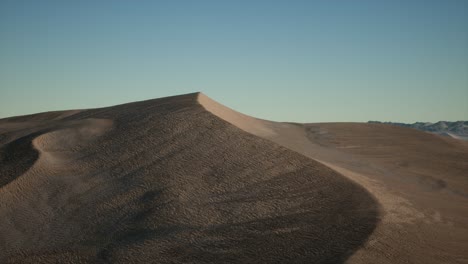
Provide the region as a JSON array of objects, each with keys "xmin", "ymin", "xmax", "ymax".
[
  {"xmin": 0, "ymin": 93, "xmax": 377, "ymax": 263},
  {"xmin": 0, "ymin": 92, "xmax": 467, "ymax": 263}
]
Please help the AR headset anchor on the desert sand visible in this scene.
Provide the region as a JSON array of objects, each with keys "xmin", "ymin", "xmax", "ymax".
[{"xmin": 0, "ymin": 92, "xmax": 467, "ymax": 263}]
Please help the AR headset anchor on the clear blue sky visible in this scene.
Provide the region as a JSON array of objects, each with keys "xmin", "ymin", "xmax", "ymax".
[{"xmin": 1, "ymin": 0, "xmax": 467, "ymax": 122}]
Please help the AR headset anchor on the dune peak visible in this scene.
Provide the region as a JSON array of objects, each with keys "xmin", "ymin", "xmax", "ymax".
[{"xmin": 196, "ymin": 93, "xmax": 277, "ymax": 137}]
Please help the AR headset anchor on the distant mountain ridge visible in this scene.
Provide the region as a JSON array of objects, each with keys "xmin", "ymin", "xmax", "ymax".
[{"xmin": 368, "ymin": 121, "xmax": 468, "ymax": 140}]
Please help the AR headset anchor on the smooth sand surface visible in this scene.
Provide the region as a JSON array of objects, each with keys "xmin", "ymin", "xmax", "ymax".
[
  {"xmin": 199, "ymin": 94, "xmax": 468, "ymax": 264},
  {"xmin": 0, "ymin": 93, "xmax": 378, "ymax": 263}
]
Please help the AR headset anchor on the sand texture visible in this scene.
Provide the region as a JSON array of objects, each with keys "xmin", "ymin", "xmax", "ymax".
[
  {"xmin": 0, "ymin": 93, "xmax": 377, "ymax": 263},
  {"xmin": 0, "ymin": 92, "xmax": 466, "ymax": 263}
]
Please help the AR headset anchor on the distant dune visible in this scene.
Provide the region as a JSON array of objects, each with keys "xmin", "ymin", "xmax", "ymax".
[{"xmin": 1, "ymin": 93, "xmax": 467, "ymax": 263}]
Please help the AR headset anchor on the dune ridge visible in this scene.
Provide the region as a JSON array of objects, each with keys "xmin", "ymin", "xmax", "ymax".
[{"xmin": 0, "ymin": 93, "xmax": 378, "ymax": 263}]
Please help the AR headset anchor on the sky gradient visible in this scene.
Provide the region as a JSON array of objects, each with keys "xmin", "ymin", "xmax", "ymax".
[{"xmin": 1, "ymin": 0, "xmax": 467, "ymax": 122}]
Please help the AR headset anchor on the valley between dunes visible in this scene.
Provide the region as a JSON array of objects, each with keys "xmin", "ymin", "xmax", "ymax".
[{"xmin": 1, "ymin": 92, "xmax": 467, "ymax": 263}]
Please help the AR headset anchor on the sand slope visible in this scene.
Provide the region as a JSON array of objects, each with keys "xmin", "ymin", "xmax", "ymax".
[
  {"xmin": 198, "ymin": 95, "xmax": 468, "ymax": 264},
  {"xmin": 0, "ymin": 93, "xmax": 378, "ymax": 263}
]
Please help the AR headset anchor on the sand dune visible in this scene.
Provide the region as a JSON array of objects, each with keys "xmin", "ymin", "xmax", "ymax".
[
  {"xmin": 198, "ymin": 95, "xmax": 468, "ymax": 264},
  {"xmin": 0, "ymin": 93, "xmax": 378, "ymax": 263},
  {"xmin": 1, "ymin": 92, "xmax": 467, "ymax": 263}
]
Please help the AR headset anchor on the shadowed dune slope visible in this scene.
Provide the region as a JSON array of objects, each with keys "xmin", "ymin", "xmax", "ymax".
[
  {"xmin": 0, "ymin": 133, "xmax": 40, "ymax": 188},
  {"xmin": 0, "ymin": 93, "xmax": 378, "ymax": 263}
]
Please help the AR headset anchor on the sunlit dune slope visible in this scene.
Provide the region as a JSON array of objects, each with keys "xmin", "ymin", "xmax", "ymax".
[{"xmin": 198, "ymin": 95, "xmax": 468, "ymax": 264}]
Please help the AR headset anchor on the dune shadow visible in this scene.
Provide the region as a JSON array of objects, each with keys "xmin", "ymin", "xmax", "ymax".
[
  {"xmin": 0, "ymin": 133, "xmax": 42, "ymax": 188},
  {"xmin": 96, "ymin": 166, "xmax": 380, "ymax": 263},
  {"xmin": 177, "ymin": 211, "xmax": 377, "ymax": 264},
  {"xmin": 175, "ymin": 169, "xmax": 379, "ymax": 263}
]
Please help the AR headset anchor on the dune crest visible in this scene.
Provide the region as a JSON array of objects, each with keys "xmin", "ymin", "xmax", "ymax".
[{"xmin": 197, "ymin": 93, "xmax": 277, "ymax": 137}]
